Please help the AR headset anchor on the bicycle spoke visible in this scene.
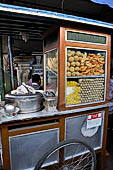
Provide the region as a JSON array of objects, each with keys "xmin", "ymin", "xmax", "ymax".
[
  {"xmin": 71, "ymin": 145, "xmax": 88, "ymax": 167},
  {"xmin": 35, "ymin": 140, "xmax": 96, "ymax": 170}
]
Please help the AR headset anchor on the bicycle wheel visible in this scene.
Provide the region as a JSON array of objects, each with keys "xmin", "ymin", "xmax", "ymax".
[{"xmin": 34, "ymin": 139, "xmax": 96, "ymax": 170}]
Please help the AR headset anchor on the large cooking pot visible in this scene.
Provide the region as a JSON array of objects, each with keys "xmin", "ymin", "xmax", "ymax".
[{"xmin": 5, "ymin": 93, "xmax": 43, "ymax": 113}]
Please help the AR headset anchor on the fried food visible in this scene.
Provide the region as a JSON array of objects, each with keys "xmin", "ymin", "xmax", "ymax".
[{"xmin": 67, "ymin": 49, "xmax": 105, "ymax": 76}]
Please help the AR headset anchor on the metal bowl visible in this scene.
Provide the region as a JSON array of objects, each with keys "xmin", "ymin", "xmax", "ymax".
[{"xmin": 5, "ymin": 93, "xmax": 44, "ymax": 113}]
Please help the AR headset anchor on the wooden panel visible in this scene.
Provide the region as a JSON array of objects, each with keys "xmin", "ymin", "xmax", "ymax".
[
  {"xmin": 102, "ymin": 107, "xmax": 108, "ymax": 150},
  {"xmin": 65, "ymin": 41, "xmax": 107, "ymax": 50},
  {"xmin": 58, "ymin": 27, "xmax": 66, "ymax": 110},
  {"xmin": 9, "ymin": 122, "xmax": 59, "ymax": 136},
  {"xmin": 65, "ymin": 27, "xmax": 109, "ymax": 38},
  {"xmin": 106, "ymin": 35, "xmax": 111, "ymax": 102},
  {"xmin": 62, "ymin": 101, "xmax": 108, "ymax": 111},
  {"xmin": 63, "ymin": 107, "xmax": 107, "ymax": 119},
  {"xmin": 1, "ymin": 125, "xmax": 11, "ymax": 170},
  {"xmin": 6, "ymin": 116, "xmax": 59, "ymax": 127},
  {"xmin": 59, "ymin": 118, "xmax": 65, "ymax": 141}
]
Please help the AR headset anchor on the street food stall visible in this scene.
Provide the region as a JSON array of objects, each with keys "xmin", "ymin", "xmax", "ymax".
[{"xmin": 0, "ymin": 3, "xmax": 112, "ymax": 170}]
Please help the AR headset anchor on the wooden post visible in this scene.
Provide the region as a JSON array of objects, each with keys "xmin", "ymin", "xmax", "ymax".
[{"xmin": 1, "ymin": 125, "xmax": 11, "ymax": 170}]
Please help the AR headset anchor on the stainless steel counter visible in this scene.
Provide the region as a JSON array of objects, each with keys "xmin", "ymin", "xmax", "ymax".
[{"xmin": 0, "ymin": 102, "xmax": 112, "ymax": 125}]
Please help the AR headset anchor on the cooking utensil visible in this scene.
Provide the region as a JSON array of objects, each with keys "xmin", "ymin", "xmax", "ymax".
[{"xmin": 5, "ymin": 93, "xmax": 44, "ymax": 113}]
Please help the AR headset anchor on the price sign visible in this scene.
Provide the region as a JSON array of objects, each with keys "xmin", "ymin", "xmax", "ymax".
[{"xmin": 87, "ymin": 112, "xmax": 102, "ymax": 129}]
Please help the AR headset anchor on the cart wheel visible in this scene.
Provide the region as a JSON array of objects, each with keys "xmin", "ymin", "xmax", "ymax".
[{"xmin": 34, "ymin": 139, "xmax": 96, "ymax": 170}]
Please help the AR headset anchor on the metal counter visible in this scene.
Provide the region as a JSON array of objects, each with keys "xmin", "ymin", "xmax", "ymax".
[{"xmin": 0, "ymin": 102, "xmax": 111, "ymax": 125}]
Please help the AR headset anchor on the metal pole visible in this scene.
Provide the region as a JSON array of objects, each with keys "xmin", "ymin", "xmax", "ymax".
[{"xmin": 8, "ymin": 36, "xmax": 14, "ymax": 90}]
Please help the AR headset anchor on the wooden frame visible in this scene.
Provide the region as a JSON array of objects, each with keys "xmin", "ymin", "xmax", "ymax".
[
  {"xmin": 0, "ymin": 107, "xmax": 108, "ymax": 170},
  {"xmin": 59, "ymin": 27, "xmax": 111, "ymax": 111}
]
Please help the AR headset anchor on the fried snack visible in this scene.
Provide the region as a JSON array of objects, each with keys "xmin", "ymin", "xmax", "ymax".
[
  {"xmin": 67, "ymin": 81, "xmax": 78, "ymax": 87},
  {"xmin": 53, "ymin": 57, "xmax": 57, "ymax": 63},
  {"xmin": 67, "ymin": 62, "xmax": 71, "ymax": 67},
  {"xmin": 75, "ymin": 62, "xmax": 80, "ymax": 67},
  {"xmin": 79, "ymin": 78, "xmax": 104, "ymax": 103},
  {"xmin": 71, "ymin": 72, "xmax": 76, "ymax": 76},
  {"xmin": 75, "ymin": 72, "xmax": 80, "ymax": 76},
  {"xmin": 67, "ymin": 66, "xmax": 70, "ymax": 71},
  {"xmin": 66, "ymin": 81, "xmax": 81, "ymax": 104},
  {"xmin": 74, "ymin": 55, "xmax": 79, "ymax": 62},
  {"xmin": 80, "ymin": 66, "xmax": 87, "ymax": 71},
  {"xmin": 75, "ymin": 67, "xmax": 80, "ymax": 71},
  {"xmin": 71, "ymin": 50, "xmax": 76, "ymax": 56},
  {"xmin": 48, "ymin": 57, "xmax": 58, "ymax": 72},
  {"xmin": 80, "ymin": 53, "xmax": 105, "ymax": 75},
  {"xmin": 78, "ymin": 57, "xmax": 83, "ymax": 61},
  {"xmin": 71, "ymin": 62, "xmax": 76, "ymax": 67},
  {"xmin": 67, "ymin": 49, "xmax": 105, "ymax": 76},
  {"xmin": 82, "ymin": 52, "xmax": 87, "ymax": 58},
  {"xmin": 67, "ymin": 72, "xmax": 71, "ymax": 77},
  {"xmin": 67, "ymin": 50, "xmax": 72, "ymax": 57},
  {"xmin": 55, "ymin": 51, "xmax": 58, "ymax": 57},
  {"xmin": 68, "ymin": 57, "xmax": 74, "ymax": 62},
  {"xmin": 98, "ymin": 69, "xmax": 104, "ymax": 74},
  {"xmin": 70, "ymin": 67, "xmax": 75, "ymax": 72},
  {"xmin": 76, "ymin": 51, "xmax": 82, "ymax": 57}
]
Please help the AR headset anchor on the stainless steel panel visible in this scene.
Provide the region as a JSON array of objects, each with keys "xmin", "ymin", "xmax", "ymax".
[
  {"xmin": 9, "ymin": 128, "xmax": 59, "ymax": 170},
  {"xmin": 65, "ymin": 111, "xmax": 104, "ymax": 150}
]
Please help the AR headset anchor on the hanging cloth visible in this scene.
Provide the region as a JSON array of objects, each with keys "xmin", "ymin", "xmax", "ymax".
[{"xmin": 90, "ymin": 0, "xmax": 113, "ymax": 8}]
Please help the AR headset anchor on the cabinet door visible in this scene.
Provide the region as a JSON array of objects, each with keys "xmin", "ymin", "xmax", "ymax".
[
  {"xmin": 9, "ymin": 128, "xmax": 59, "ymax": 170},
  {"xmin": 65, "ymin": 111, "xmax": 104, "ymax": 151}
]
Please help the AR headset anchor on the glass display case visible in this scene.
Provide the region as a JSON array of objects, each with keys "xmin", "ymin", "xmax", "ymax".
[
  {"xmin": 44, "ymin": 48, "xmax": 58, "ymax": 93},
  {"xmin": 66, "ymin": 47, "xmax": 106, "ymax": 106},
  {"xmin": 44, "ymin": 26, "xmax": 111, "ymax": 111}
]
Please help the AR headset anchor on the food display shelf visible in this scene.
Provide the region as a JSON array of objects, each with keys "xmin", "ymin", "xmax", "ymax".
[
  {"xmin": 44, "ymin": 26, "xmax": 110, "ymax": 110},
  {"xmin": 66, "ymin": 74, "xmax": 105, "ymax": 78},
  {"xmin": 65, "ymin": 45, "xmax": 107, "ymax": 107}
]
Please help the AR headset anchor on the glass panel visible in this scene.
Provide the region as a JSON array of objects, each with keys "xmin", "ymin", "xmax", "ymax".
[
  {"xmin": 67, "ymin": 31, "xmax": 106, "ymax": 44},
  {"xmin": 66, "ymin": 47, "xmax": 106, "ymax": 77},
  {"xmin": 0, "ymin": 39, "xmax": 5, "ymax": 100},
  {"xmin": 66, "ymin": 78, "xmax": 105, "ymax": 105},
  {"xmin": 66, "ymin": 47, "xmax": 106, "ymax": 106},
  {"xmin": 45, "ymin": 49, "xmax": 58, "ymax": 93}
]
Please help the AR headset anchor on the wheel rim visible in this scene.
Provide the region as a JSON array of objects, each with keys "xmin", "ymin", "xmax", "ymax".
[{"xmin": 37, "ymin": 141, "xmax": 95, "ymax": 170}]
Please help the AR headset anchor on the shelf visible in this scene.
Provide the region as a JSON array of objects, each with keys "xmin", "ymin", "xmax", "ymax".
[
  {"xmin": 66, "ymin": 74, "xmax": 105, "ymax": 79},
  {"xmin": 47, "ymin": 67, "xmax": 57, "ymax": 76},
  {"xmin": 66, "ymin": 99, "xmax": 105, "ymax": 107}
]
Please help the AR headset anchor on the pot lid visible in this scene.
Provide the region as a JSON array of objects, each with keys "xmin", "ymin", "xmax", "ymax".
[{"xmin": 5, "ymin": 92, "xmax": 43, "ymax": 99}]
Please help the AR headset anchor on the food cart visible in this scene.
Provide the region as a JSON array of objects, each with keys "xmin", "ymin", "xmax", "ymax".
[{"xmin": 0, "ymin": 3, "xmax": 112, "ymax": 170}]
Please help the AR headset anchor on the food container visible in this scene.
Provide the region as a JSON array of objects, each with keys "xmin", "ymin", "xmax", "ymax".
[
  {"xmin": 5, "ymin": 93, "xmax": 43, "ymax": 113},
  {"xmin": 44, "ymin": 96, "xmax": 57, "ymax": 112},
  {"xmin": 43, "ymin": 90, "xmax": 57, "ymax": 112}
]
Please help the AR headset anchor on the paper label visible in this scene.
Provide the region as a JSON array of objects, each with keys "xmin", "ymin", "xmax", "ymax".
[{"xmin": 87, "ymin": 112, "xmax": 102, "ymax": 129}]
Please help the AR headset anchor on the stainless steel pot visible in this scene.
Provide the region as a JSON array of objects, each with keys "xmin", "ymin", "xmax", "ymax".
[{"xmin": 5, "ymin": 93, "xmax": 43, "ymax": 113}]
